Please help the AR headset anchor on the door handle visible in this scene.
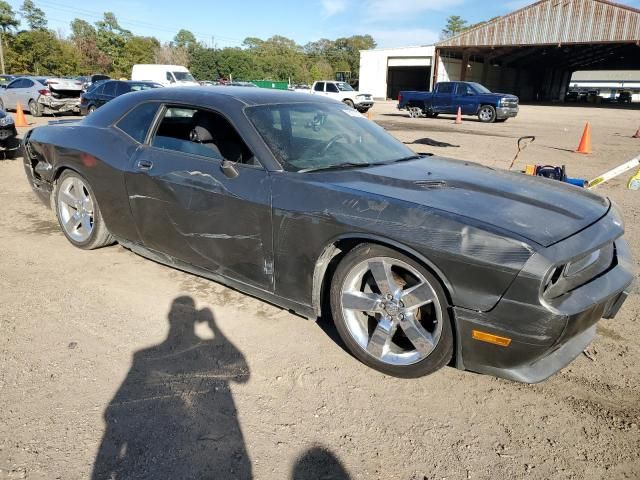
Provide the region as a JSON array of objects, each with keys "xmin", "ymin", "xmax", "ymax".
[{"xmin": 136, "ymin": 160, "xmax": 153, "ymax": 171}]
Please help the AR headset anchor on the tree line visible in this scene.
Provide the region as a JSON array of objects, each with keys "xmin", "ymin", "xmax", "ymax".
[{"xmin": 0, "ymin": 0, "xmax": 376, "ymax": 82}]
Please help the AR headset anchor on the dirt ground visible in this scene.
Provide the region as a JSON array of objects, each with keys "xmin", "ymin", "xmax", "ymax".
[{"xmin": 1, "ymin": 103, "xmax": 639, "ymax": 480}]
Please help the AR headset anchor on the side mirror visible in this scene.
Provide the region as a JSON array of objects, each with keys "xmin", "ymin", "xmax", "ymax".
[{"xmin": 221, "ymin": 159, "xmax": 239, "ymax": 179}]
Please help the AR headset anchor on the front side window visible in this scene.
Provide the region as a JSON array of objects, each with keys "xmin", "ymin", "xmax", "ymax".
[
  {"xmin": 6, "ymin": 79, "xmax": 21, "ymax": 89},
  {"xmin": 437, "ymin": 83, "xmax": 453, "ymax": 94},
  {"xmin": 115, "ymin": 82, "xmax": 130, "ymax": 96},
  {"xmin": 166, "ymin": 72, "xmax": 175, "ymax": 83},
  {"xmin": 326, "ymin": 83, "xmax": 339, "ymax": 93},
  {"xmin": 116, "ymin": 102, "xmax": 159, "ymax": 143},
  {"xmin": 468, "ymin": 82, "xmax": 491, "ymax": 94},
  {"xmin": 246, "ymin": 102, "xmax": 415, "ymax": 172},
  {"xmin": 151, "ymin": 106, "xmax": 255, "ymax": 164}
]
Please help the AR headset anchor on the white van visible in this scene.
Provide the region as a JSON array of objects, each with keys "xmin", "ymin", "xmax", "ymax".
[{"xmin": 131, "ymin": 64, "xmax": 199, "ymax": 87}]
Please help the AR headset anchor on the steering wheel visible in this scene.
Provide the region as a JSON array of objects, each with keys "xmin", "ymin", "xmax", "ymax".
[{"xmin": 321, "ymin": 133, "xmax": 352, "ymax": 155}]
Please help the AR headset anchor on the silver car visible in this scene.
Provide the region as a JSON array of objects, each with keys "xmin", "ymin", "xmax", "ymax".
[{"xmin": 0, "ymin": 76, "xmax": 83, "ymax": 116}]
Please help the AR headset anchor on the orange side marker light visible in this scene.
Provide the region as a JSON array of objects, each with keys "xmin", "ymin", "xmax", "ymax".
[{"xmin": 472, "ymin": 330, "xmax": 512, "ymax": 347}]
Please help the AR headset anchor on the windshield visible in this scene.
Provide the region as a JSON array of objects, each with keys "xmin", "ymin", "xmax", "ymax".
[
  {"xmin": 468, "ymin": 82, "xmax": 492, "ymax": 94},
  {"xmin": 336, "ymin": 82, "xmax": 354, "ymax": 92},
  {"xmin": 246, "ymin": 102, "xmax": 415, "ymax": 172},
  {"xmin": 173, "ymin": 71, "xmax": 195, "ymax": 82}
]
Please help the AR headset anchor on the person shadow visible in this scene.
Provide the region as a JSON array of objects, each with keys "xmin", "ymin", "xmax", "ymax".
[
  {"xmin": 291, "ymin": 446, "xmax": 351, "ymax": 480},
  {"xmin": 91, "ymin": 296, "xmax": 251, "ymax": 480}
]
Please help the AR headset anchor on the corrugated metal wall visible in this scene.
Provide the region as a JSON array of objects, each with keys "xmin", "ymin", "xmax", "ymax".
[{"xmin": 437, "ymin": 0, "xmax": 640, "ymax": 47}]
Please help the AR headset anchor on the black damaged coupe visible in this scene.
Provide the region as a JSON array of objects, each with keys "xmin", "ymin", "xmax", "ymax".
[{"xmin": 23, "ymin": 87, "xmax": 635, "ymax": 382}]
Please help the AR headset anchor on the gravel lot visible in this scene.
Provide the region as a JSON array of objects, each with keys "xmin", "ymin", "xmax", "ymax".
[{"xmin": 1, "ymin": 104, "xmax": 639, "ymax": 480}]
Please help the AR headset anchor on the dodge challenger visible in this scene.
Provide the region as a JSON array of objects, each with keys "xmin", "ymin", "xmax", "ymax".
[{"xmin": 22, "ymin": 87, "xmax": 635, "ymax": 382}]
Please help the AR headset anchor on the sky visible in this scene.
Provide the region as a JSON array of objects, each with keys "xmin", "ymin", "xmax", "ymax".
[{"xmin": 9, "ymin": 0, "xmax": 640, "ymax": 49}]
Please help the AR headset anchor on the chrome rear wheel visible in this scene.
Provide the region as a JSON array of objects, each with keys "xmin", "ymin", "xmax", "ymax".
[{"xmin": 57, "ymin": 175, "xmax": 94, "ymax": 243}]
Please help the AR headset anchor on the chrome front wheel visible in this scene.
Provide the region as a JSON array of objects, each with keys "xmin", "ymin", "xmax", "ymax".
[{"xmin": 330, "ymin": 244, "xmax": 452, "ymax": 378}]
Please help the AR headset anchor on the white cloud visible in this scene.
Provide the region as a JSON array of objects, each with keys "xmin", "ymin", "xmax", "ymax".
[
  {"xmin": 366, "ymin": 28, "xmax": 440, "ymax": 48},
  {"xmin": 365, "ymin": 0, "xmax": 466, "ymax": 22},
  {"xmin": 321, "ymin": 0, "xmax": 348, "ymax": 16}
]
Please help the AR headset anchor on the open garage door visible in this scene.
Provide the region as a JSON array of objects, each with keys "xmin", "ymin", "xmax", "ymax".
[{"xmin": 387, "ymin": 66, "xmax": 431, "ymax": 100}]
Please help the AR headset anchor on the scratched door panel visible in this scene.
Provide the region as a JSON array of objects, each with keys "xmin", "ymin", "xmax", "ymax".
[{"xmin": 125, "ymin": 146, "xmax": 273, "ymax": 291}]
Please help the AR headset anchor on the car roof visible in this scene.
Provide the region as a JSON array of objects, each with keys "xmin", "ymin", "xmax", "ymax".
[{"xmin": 126, "ymin": 86, "xmax": 337, "ymax": 107}]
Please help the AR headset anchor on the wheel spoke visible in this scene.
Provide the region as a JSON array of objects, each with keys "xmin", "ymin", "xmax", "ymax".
[
  {"xmin": 401, "ymin": 282, "xmax": 435, "ymax": 311},
  {"xmin": 80, "ymin": 213, "xmax": 92, "ymax": 233},
  {"xmin": 367, "ymin": 316, "xmax": 396, "ymax": 358},
  {"xmin": 84, "ymin": 195, "xmax": 94, "ymax": 214},
  {"xmin": 342, "ymin": 291, "xmax": 382, "ymax": 313},
  {"xmin": 368, "ymin": 260, "xmax": 400, "ymax": 297},
  {"xmin": 64, "ymin": 213, "xmax": 81, "ymax": 232},
  {"xmin": 60, "ymin": 190, "xmax": 78, "ymax": 207},
  {"xmin": 398, "ymin": 314, "xmax": 434, "ymax": 356}
]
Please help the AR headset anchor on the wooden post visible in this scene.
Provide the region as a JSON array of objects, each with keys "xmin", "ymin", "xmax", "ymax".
[{"xmin": 459, "ymin": 51, "xmax": 470, "ymax": 81}]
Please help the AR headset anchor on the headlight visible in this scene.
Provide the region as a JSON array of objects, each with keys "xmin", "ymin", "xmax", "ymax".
[{"xmin": 0, "ymin": 116, "xmax": 14, "ymax": 126}]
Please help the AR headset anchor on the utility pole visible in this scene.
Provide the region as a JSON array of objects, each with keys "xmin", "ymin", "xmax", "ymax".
[{"xmin": 0, "ymin": 33, "xmax": 5, "ymax": 74}]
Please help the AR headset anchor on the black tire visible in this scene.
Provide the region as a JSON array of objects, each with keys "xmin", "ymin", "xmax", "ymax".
[
  {"xmin": 343, "ymin": 99, "xmax": 355, "ymax": 109},
  {"xmin": 358, "ymin": 107, "xmax": 370, "ymax": 113},
  {"xmin": 53, "ymin": 170, "xmax": 115, "ymax": 250},
  {"xmin": 426, "ymin": 112, "xmax": 439, "ymax": 118},
  {"xmin": 3, "ymin": 136, "xmax": 20, "ymax": 159},
  {"xmin": 477, "ymin": 105, "xmax": 496, "ymax": 123},
  {"xmin": 495, "ymin": 118, "xmax": 508, "ymax": 123},
  {"xmin": 29, "ymin": 99, "xmax": 41, "ymax": 117},
  {"xmin": 330, "ymin": 243, "xmax": 453, "ymax": 378}
]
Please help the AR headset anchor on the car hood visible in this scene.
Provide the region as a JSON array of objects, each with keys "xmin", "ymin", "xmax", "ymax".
[
  {"xmin": 326, "ymin": 157, "xmax": 609, "ymax": 247},
  {"xmin": 477, "ymin": 92, "xmax": 518, "ymax": 101}
]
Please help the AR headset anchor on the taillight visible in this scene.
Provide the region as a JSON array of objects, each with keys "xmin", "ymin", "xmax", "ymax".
[{"xmin": 38, "ymin": 89, "xmax": 50, "ymax": 96}]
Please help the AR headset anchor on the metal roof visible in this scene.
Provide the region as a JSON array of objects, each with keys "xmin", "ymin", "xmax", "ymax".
[{"xmin": 436, "ymin": 0, "xmax": 640, "ymax": 48}]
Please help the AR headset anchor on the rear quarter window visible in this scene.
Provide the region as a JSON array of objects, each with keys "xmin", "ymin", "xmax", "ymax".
[{"xmin": 116, "ymin": 102, "xmax": 159, "ymax": 143}]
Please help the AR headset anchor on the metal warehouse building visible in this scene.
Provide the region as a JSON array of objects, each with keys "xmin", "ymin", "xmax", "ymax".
[{"xmin": 359, "ymin": 0, "xmax": 640, "ymax": 100}]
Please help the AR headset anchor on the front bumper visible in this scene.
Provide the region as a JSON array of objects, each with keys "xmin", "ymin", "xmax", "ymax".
[
  {"xmin": 496, "ymin": 106, "xmax": 519, "ymax": 119},
  {"xmin": 454, "ymin": 208, "xmax": 635, "ymax": 383}
]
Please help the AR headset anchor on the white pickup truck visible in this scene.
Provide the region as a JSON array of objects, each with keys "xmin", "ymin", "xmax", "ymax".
[{"xmin": 309, "ymin": 81, "xmax": 374, "ymax": 113}]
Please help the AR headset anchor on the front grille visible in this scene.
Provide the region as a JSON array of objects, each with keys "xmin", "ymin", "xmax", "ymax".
[{"xmin": 502, "ymin": 99, "xmax": 518, "ymax": 108}]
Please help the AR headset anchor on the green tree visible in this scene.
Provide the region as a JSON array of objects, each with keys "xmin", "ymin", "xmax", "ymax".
[
  {"xmin": 0, "ymin": 1, "xmax": 19, "ymax": 73},
  {"xmin": 173, "ymin": 29, "xmax": 196, "ymax": 49},
  {"xmin": 95, "ymin": 12, "xmax": 132, "ymax": 74},
  {"xmin": 70, "ymin": 18, "xmax": 110, "ymax": 74},
  {"xmin": 20, "ymin": 0, "xmax": 46, "ymax": 30},
  {"xmin": 441, "ymin": 15, "xmax": 468, "ymax": 39},
  {"xmin": 189, "ymin": 46, "xmax": 217, "ymax": 79},
  {"xmin": 6, "ymin": 29, "xmax": 71, "ymax": 74},
  {"xmin": 119, "ymin": 36, "xmax": 159, "ymax": 77}
]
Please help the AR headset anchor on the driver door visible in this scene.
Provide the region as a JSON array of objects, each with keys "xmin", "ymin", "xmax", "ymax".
[{"xmin": 124, "ymin": 105, "xmax": 274, "ymax": 291}]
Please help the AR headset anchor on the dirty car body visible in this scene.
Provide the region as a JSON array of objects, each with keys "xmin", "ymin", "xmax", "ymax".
[{"xmin": 22, "ymin": 87, "xmax": 635, "ymax": 383}]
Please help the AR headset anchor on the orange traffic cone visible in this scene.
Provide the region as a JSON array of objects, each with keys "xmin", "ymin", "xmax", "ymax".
[
  {"xmin": 632, "ymin": 127, "xmax": 640, "ymax": 138},
  {"xmin": 454, "ymin": 106, "xmax": 462, "ymax": 124},
  {"xmin": 14, "ymin": 102, "xmax": 28, "ymax": 127},
  {"xmin": 367, "ymin": 110, "xmax": 373, "ymax": 120},
  {"xmin": 575, "ymin": 122, "xmax": 592, "ymax": 154}
]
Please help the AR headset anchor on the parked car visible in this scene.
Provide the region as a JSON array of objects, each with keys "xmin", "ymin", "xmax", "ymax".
[
  {"xmin": 228, "ymin": 81, "xmax": 258, "ymax": 87},
  {"xmin": 310, "ymin": 80, "xmax": 374, "ymax": 112},
  {"xmin": 618, "ymin": 91, "xmax": 632, "ymax": 104},
  {"xmin": 0, "ymin": 74, "xmax": 16, "ymax": 88},
  {"xmin": 565, "ymin": 89, "xmax": 588, "ymax": 103},
  {"xmin": 0, "ymin": 107, "xmax": 19, "ymax": 158},
  {"xmin": 131, "ymin": 64, "xmax": 198, "ymax": 87},
  {"xmin": 22, "ymin": 87, "xmax": 634, "ymax": 383},
  {"xmin": 0, "ymin": 76, "xmax": 83, "ymax": 116},
  {"xmin": 398, "ymin": 81, "xmax": 519, "ymax": 123},
  {"xmin": 77, "ymin": 74, "xmax": 111, "ymax": 91},
  {"xmin": 80, "ymin": 80, "xmax": 161, "ymax": 115}
]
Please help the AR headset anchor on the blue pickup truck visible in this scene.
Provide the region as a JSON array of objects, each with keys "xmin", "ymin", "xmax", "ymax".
[{"xmin": 398, "ymin": 81, "xmax": 519, "ymax": 123}]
